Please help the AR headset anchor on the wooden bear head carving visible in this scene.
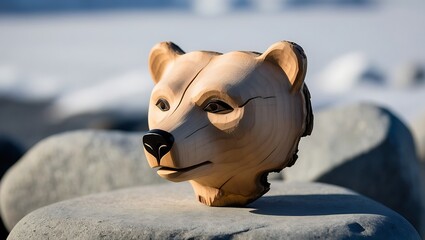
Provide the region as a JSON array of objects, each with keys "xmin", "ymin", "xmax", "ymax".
[{"xmin": 143, "ymin": 41, "xmax": 313, "ymax": 207}]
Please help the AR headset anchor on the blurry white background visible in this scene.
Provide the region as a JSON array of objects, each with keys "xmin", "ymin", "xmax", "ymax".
[{"xmin": 0, "ymin": 0, "xmax": 424, "ymax": 147}]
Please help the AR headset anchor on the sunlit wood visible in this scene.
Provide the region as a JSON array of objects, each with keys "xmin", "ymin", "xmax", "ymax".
[{"xmin": 143, "ymin": 41, "xmax": 313, "ymax": 206}]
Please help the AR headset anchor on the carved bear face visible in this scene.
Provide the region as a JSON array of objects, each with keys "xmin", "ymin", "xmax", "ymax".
[{"xmin": 143, "ymin": 41, "xmax": 313, "ymax": 206}]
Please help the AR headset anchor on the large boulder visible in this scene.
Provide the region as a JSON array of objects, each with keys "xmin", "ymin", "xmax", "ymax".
[
  {"xmin": 283, "ymin": 103, "xmax": 424, "ymax": 235},
  {"xmin": 0, "ymin": 130, "xmax": 165, "ymax": 231},
  {"xmin": 7, "ymin": 181, "xmax": 420, "ymax": 239}
]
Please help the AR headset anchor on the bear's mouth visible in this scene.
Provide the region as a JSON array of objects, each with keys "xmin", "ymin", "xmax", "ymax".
[
  {"xmin": 157, "ymin": 161, "xmax": 212, "ymax": 181},
  {"xmin": 158, "ymin": 161, "xmax": 211, "ymax": 172}
]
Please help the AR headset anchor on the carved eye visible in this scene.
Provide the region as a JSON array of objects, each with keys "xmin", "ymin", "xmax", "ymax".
[
  {"xmin": 203, "ymin": 99, "xmax": 233, "ymax": 114},
  {"xmin": 156, "ymin": 98, "xmax": 170, "ymax": 111}
]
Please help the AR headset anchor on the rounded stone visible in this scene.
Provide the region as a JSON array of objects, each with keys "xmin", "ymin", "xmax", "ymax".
[
  {"xmin": 284, "ymin": 103, "xmax": 424, "ymax": 234},
  {"xmin": 0, "ymin": 130, "xmax": 166, "ymax": 231},
  {"xmin": 8, "ymin": 181, "xmax": 420, "ymax": 239}
]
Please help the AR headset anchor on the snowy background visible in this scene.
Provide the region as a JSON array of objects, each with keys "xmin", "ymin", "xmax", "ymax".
[{"xmin": 0, "ymin": 0, "xmax": 424, "ymax": 148}]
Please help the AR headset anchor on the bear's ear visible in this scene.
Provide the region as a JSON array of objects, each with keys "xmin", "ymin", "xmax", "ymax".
[
  {"xmin": 148, "ymin": 42, "xmax": 185, "ymax": 84},
  {"xmin": 259, "ymin": 41, "xmax": 307, "ymax": 93}
]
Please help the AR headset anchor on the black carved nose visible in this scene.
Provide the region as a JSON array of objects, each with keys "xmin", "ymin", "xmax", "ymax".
[{"xmin": 142, "ymin": 129, "xmax": 174, "ymax": 165}]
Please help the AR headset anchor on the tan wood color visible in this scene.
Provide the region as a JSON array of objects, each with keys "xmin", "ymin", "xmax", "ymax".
[{"xmin": 143, "ymin": 41, "xmax": 313, "ymax": 206}]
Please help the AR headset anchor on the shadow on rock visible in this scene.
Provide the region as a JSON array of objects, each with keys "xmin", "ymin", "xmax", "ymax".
[{"xmin": 249, "ymin": 194, "xmax": 387, "ymax": 216}]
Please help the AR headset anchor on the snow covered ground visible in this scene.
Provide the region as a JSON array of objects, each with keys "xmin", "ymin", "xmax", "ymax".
[{"xmin": 0, "ymin": 2, "xmax": 424, "ymax": 124}]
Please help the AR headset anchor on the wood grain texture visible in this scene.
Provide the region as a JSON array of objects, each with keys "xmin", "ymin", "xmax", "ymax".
[{"xmin": 143, "ymin": 41, "xmax": 313, "ymax": 206}]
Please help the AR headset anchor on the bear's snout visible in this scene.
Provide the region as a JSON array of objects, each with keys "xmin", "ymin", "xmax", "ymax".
[{"xmin": 143, "ymin": 129, "xmax": 174, "ymax": 165}]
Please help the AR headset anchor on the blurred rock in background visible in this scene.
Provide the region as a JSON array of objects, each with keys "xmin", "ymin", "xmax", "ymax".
[
  {"xmin": 0, "ymin": 130, "xmax": 166, "ymax": 231},
  {"xmin": 283, "ymin": 103, "xmax": 424, "ymax": 235}
]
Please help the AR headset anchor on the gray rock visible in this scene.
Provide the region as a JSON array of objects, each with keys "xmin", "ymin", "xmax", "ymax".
[
  {"xmin": 0, "ymin": 130, "xmax": 166, "ymax": 231},
  {"xmin": 7, "ymin": 181, "xmax": 420, "ymax": 239},
  {"xmin": 283, "ymin": 103, "xmax": 424, "ymax": 235}
]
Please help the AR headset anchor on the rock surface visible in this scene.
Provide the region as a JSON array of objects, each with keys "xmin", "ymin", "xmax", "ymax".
[
  {"xmin": 8, "ymin": 181, "xmax": 420, "ymax": 239},
  {"xmin": 0, "ymin": 130, "xmax": 165, "ymax": 231},
  {"xmin": 283, "ymin": 103, "xmax": 424, "ymax": 235}
]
